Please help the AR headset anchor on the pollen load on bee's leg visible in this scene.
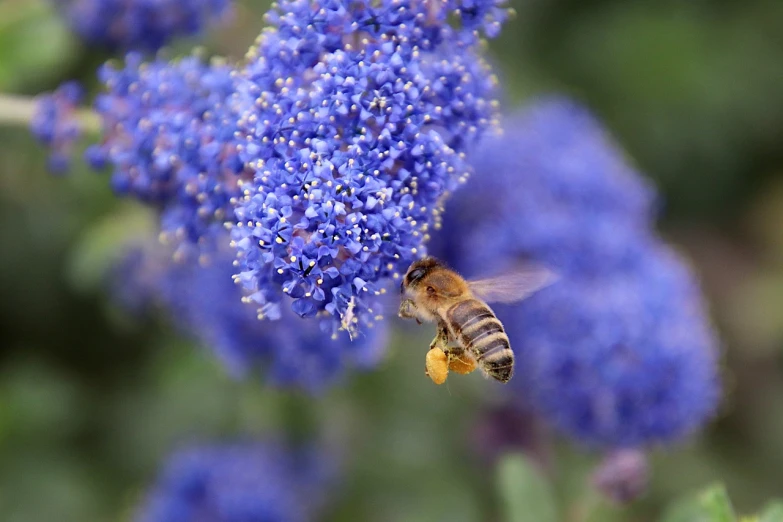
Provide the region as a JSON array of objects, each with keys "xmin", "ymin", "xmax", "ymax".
[
  {"xmin": 425, "ymin": 347, "xmax": 449, "ymax": 385},
  {"xmin": 448, "ymin": 352, "xmax": 477, "ymax": 375}
]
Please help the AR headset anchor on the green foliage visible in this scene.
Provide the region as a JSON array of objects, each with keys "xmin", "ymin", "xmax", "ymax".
[
  {"xmin": 497, "ymin": 453, "xmax": 557, "ymax": 522},
  {"xmin": 758, "ymin": 502, "xmax": 783, "ymax": 522},
  {"xmin": 65, "ymin": 203, "xmax": 155, "ymax": 292},
  {"xmin": 660, "ymin": 484, "xmax": 783, "ymax": 522},
  {"xmin": 0, "ymin": 0, "xmax": 79, "ymax": 91}
]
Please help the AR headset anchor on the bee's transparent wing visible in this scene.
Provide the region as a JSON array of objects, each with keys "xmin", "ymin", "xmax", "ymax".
[{"xmin": 467, "ymin": 265, "xmax": 558, "ymax": 304}]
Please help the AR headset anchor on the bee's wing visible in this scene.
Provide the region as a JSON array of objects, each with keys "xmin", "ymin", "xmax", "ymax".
[{"xmin": 467, "ymin": 265, "xmax": 558, "ymax": 304}]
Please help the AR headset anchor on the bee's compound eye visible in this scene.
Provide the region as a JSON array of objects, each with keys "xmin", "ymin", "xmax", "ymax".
[
  {"xmin": 407, "ymin": 267, "xmax": 427, "ymax": 285},
  {"xmin": 426, "ymin": 286, "xmax": 435, "ymax": 295}
]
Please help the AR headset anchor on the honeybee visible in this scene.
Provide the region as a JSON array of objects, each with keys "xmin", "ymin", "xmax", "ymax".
[{"xmin": 398, "ymin": 257, "xmax": 556, "ymax": 385}]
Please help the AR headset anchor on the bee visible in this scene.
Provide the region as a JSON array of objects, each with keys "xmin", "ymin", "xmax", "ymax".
[{"xmin": 398, "ymin": 257, "xmax": 556, "ymax": 385}]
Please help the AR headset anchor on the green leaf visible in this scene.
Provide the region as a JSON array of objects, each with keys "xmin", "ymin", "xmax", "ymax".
[
  {"xmin": 496, "ymin": 453, "xmax": 557, "ymax": 522},
  {"xmin": 758, "ymin": 501, "xmax": 783, "ymax": 522},
  {"xmin": 64, "ymin": 203, "xmax": 155, "ymax": 292},
  {"xmin": 700, "ymin": 485, "xmax": 736, "ymax": 522},
  {"xmin": 660, "ymin": 483, "xmax": 736, "ymax": 522},
  {"xmin": 0, "ymin": 0, "xmax": 79, "ymax": 90}
]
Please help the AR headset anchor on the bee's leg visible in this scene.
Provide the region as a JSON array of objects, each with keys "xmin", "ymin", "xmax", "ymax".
[
  {"xmin": 398, "ymin": 299, "xmax": 422, "ymax": 324},
  {"xmin": 425, "ymin": 322, "xmax": 451, "ymax": 384},
  {"xmin": 428, "ymin": 322, "xmax": 450, "ymax": 351}
]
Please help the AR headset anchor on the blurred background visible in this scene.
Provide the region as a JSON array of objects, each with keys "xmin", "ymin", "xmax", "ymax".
[{"xmin": 1, "ymin": 0, "xmax": 783, "ymax": 520}]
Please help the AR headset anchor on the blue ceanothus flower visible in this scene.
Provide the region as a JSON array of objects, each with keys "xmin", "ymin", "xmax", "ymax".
[
  {"xmin": 430, "ymin": 97, "xmax": 720, "ymax": 448},
  {"xmin": 87, "ymin": 52, "xmax": 247, "ymax": 258},
  {"xmin": 136, "ymin": 441, "xmax": 332, "ymax": 522},
  {"xmin": 54, "ymin": 0, "xmax": 233, "ymax": 51},
  {"xmin": 507, "ymin": 244, "xmax": 720, "ymax": 447},
  {"xmin": 30, "ymin": 81, "xmax": 84, "ymax": 173},
  {"xmin": 115, "ymin": 235, "xmax": 387, "ymax": 391},
  {"xmin": 429, "ymin": 96, "xmax": 658, "ymax": 279},
  {"xmin": 231, "ymin": 0, "xmax": 506, "ymax": 338}
]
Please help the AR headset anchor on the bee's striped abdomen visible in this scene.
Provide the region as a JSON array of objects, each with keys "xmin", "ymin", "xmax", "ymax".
[{"xmin": 446, "ymin": 299, "xmax": 515, "ymax": 383}]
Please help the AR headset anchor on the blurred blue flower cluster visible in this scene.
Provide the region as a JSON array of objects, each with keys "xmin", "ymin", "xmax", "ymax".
[
  {"xmin": 53, "ymin": 0, "xmax": 234, "ymax": 51},
  {"xmin": 431, "ymin": 97, "xmax": 720, "ymax": 449},
  {"xmin": 114, "ymin": 237, "xmax": 387, "ymax": 391},
  {"xmin": 136, "ymin": 441, "xmax": 332, "ymax": 522},
  {"xmin": 430, "ymin": 97, "xmax": 658, "ymax": 278},
  {"xmin": 30, "ymin": 81, "xmax": 84, "ymax": 173}
]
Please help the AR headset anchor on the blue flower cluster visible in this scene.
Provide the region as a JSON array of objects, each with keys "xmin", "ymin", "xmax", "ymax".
[
  {"xmin": 429, "ymin": 96, "xmax": 658, "ymax": 279},
  {"xmin": 509, "ymin": 244, "xmax": 720, "ymax": 447},
  {"xmin": 136, "ymin": 441, "xmax": 331, "ymax": 522},
  {"xmin": 231, "ymin": 0, "xmax": 504, "ymax": 337},
  {"xmin": 88, "ymin": 52, "xmax": 247, "ymax": 258},
  {"xmin": 54, "ymin": 0, "xmax": 233, "ymax": 51},
  {"xmin": 33, "ymin": 0, "xmax": 510, "ymax": 373},
  {"xmin": 115, "ymin": 235, "xmax": 387, "ymax": 391},
  {"xmin": 30, "ymin": 81, "xmax": 84, "ymax": 173},
  {"xmin": 430, "ymin": 97, "xmax": 720, "ymax": 448}
]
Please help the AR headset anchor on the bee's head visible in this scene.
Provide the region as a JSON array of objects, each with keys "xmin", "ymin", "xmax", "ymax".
[{"xmin": 400, "ymin": 257, "xmax": 442, "ymax": 293}]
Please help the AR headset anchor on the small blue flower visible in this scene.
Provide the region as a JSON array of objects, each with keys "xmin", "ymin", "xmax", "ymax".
[
  {"xmin": 232, "ymin": 0, "xmax": 501, "ymax": 336},
  {"xmin": 54, "ymin": 0, "xmax": 233, "ymax": 51},
  {"xmin": 136, "ymin": 441, "xmax": 332, "ymax": 522},
  {"xmin": 88, "ymin": 52, "xmax": 247, "ymax": 258},
  {"xmin": 444, "ymin": 0, "xmax": 512, "ymax": 42},
  {"xmin": 30, "ymin": 81, "xmax": 84, "ymax": 173},
  {"xmin": 115, "ymin": 236, "xmax": 388, "ymax": 391}
]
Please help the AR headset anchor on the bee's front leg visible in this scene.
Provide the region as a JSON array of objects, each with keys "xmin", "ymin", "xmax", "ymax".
[{"xmin": 398, "ymin": 299, "xmax": 422, "ymax": 324}]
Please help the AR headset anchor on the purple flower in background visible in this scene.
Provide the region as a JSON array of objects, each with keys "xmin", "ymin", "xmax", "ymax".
[
  {"xmin": 30, "ymin": 81, "xmax": 84, "ymax": 173},
  {"xmin": 231, "ymin": 0, "xmax": 502, "ymax": 337},
  {"xmin": 470, "ymin": 404, "xmax": 549, "ymax": 468},
  {"xmin": 88, "ymin": 52, "xmax": 247, "ymax": 258},
  {"xmin": 115, "ymin": 236, "xmax": 387, "ymax": 391},
  {"xmin": 54, "ymin": 0, "xmax": 233, "ymax": 51},
  {"xmin": 136, "ymin": 441, "xmax": 332, "ymax": 522},
  {"xmin": 591, "ymin": 449, "xmax": 648, "ymax": 504},
  {"xmin": 429, "ymin": 97, "xmax": 720, "ymax": 448}
]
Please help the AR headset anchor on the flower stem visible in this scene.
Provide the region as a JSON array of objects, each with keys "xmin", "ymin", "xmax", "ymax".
[
  {"xmin": 0, "ymin": 93, "xmax": 38, "ymax": 126},
  {"xmin": 0, "ymin": 93, "xmax": 101, "ymax": 132}
]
